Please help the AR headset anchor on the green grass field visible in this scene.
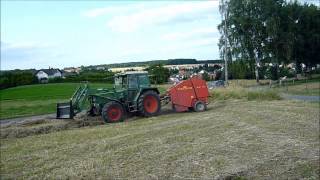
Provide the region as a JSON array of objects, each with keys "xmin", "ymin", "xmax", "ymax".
[{"xmin": 0, "ymin": 83, "xmax": 112, "ymax": 119}]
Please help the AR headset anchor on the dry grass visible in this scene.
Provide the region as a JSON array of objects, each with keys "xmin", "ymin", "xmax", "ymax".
[
  {"xmin": 228, "ymin": 79, "xmax": 270, "ymax": 88},
  {"xmin": 276, "ymin": 82, "xmax": 320, "ymax": 96},
  {"xmin": 210, "ymin": 86, "xmax": 281, "ymax": 101},
  {"xmin": 1, "ymin": 100, "xmax": 319, "ymax": 179}
]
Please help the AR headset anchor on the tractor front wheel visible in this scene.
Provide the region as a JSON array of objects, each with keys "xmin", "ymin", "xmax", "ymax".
[
  {"xmin": 102, "ymin": 101, "xmax": 125, "ymax": 123},
  {"xmin": 138, "ymin": 91, "xmax": 161, "ymax": 117}
]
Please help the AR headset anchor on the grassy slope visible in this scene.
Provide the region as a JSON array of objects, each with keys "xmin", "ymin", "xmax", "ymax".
[
  {"xmin": 1, "ymin": 100, "xmax": 319, "ymax": 179},
  {"xmin": 276, "ymin": 82, "xmax": 320, "ymax": 96},
  {"xmin": 228, "ymin": 79, "xmax": 319, "ymax": 96},
  {"xmin": 0, "ymin": 83, "xmax": 112, "ymax": 119}
]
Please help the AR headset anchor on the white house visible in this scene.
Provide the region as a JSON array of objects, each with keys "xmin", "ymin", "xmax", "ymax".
[{"xmin": 35, "ymin": 69, "xmax": 63, "ymax": 83}]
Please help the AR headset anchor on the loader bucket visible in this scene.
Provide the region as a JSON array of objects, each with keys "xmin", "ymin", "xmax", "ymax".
[{"xmin": 56, "ymin": 101, "xmax": 74, "ymax": 119}]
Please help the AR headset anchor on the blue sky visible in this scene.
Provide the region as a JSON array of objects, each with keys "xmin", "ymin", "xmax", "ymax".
[
  {"xmin": 1, "ymin": 0, "xmax": 317, "ymax": 70},
  {"xmin": 1, "ymin": 1, "xmax": 221, "ymax": 70}
]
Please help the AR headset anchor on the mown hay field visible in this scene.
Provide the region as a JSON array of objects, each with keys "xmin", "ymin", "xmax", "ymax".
[{"xmin": 1, "ymin": 99, "xmax": 319, "ymax": 179}]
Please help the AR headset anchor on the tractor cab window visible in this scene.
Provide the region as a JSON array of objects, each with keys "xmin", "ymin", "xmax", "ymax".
[
  {"xmin": 138, "ymin": 75, "xmax": 150, "ymax": 87},
  {"xmin": 128, "ymin": 75, "xmax": 138, "ymax": 89},
  {"xmin": 114, "ymin": 76, "xmax": 122, "ymax": 89},
  {"xmin": 122, "ymin": 76, "xmax": 127, "ymax": 88},
  {"xmin": 114, "ymin": 76, "xmax": 127, "ymax": 89}
]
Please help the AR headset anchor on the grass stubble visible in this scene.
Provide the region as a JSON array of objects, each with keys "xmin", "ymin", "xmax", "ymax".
[{"xmin": 0, "ymin": 98, "xmax": 319, "ymax": 179}]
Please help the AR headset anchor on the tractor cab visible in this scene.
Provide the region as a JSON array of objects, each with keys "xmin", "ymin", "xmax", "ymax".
[
  {"xmin": 114, "ymin": 71, "xmax": 150, "ymax": 90},
  {"xmin": 114, "ymin": 71, "xmax": 152, "ymax": 102}
]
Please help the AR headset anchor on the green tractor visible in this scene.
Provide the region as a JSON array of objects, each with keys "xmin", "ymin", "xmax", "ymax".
[{"xmin": 57, "ymin": 71, "xmax": 161, "ymax": 123}]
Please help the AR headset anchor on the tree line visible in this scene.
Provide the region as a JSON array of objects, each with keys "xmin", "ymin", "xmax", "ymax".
[
  {"xmin": 0, "ymin": 70, "xmax": 37, "ymax": 89},
  {"xmin": 0, "ymin": 70, "xmax": 115, "ymax": 90},
  {"xmin": 219, "ymin": 0, "xmax": 320, "ymax": 82},
  {"xmin": 89, "ymin": 59, "xmax": 221, "ymax": 69}
]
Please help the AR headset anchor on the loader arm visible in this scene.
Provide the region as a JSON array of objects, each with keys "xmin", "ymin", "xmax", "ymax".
[
  {"xmin": 56, "ymin": 83, "xmax": 90, "ymax": 119},
  {"xmin": 71, "ymin": 84, "xmax": 89, "ymax": 114}
]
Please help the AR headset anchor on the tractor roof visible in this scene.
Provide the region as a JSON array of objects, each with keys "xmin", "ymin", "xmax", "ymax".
[{"xmin": 115, "ymin": 71, "xmax": 148, "ymax": 76}]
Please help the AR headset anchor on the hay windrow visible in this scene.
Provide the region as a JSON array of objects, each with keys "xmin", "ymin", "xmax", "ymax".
[{"xmin": 0, "ymin": 114, "xmax": 105, "ymax": 139}]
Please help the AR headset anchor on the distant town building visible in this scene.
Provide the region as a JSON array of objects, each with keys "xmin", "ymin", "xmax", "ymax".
[
  {"xmin": 35, "ymin": 68, "xmax": 62, "ymax": 83},
  {"xmin": 63, "ymin": 67, "xmax": 81, "ymax": 74},
  {"xmin": 109, "ymin": 66, "xmax": 145, "ymax": 73},
  {"xmin": 164, "ymin": 63, "xmax": 222, "ymax": 70}
]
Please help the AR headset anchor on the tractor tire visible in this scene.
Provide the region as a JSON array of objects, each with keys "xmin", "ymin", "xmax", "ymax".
[
  {"xmin": 193, "ymin": 100, "xmax": 206, "ymax": 112},
  {"xmin": 138, "ymin": 90, "xmax": 161, "ymax": 117},
  {"xmin": 101, "ymin": 101, "xmax": 125, "ymax": 123}
]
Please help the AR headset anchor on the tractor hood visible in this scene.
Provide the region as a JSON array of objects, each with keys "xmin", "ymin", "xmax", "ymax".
[{"xmin": 90, "ymin": 88, "xmax": 125, "ymax": 101}]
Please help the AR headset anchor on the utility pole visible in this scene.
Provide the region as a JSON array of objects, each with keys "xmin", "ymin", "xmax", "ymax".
[{"xmin": 220, "ymin": 0, "xmax": 228, "ymax": 85}]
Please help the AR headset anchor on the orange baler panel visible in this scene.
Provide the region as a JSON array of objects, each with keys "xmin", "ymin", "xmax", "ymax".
[
  {"xmin": 191, "ymin": 78, "xmax": 209, "ymax": 100},
  {"xmin": 168, "ymin": 76, "xmax": 209, "ymax": 108},
  {"xmin": 169, "ymin": 79, "xmax": 195, "ymax": 107}
]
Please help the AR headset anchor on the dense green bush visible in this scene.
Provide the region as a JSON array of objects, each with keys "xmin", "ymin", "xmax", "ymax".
[
  {"xmin": 63, "ymin": 70, "xmax": 114, "ymax": 83},
  {"xmin": 48, "ymin": 77, "xmax": 64, "ymax": 83},
  {"xmin": 0, "ymin": 71, "xmax": 38, "ymax": 90}
]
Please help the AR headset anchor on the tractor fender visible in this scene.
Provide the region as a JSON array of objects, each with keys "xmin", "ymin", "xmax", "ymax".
[
  {"xmin": 90, "ymin": 95, "xmax": 126, "ymax": 113},
  {"xmin": 134, "ymin": 88, "xmax": 160, "ymax": 102},
  {"xmin": 141, "ymin": 88, "xmax": 160, "ymax": 95}
]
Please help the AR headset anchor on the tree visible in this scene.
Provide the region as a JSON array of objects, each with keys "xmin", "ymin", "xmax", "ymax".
[
  {"xmin": 145, "ymin": 64, "xmax": 170, "ymax": 84},
  {"xmin": 202, "ymin": 72, "xmax": 211, "ymax": 81},
  {"xmin": 218, "ymin": 0, "xmax": 320, "ymax": 81},
  {"xmin": 0, "ymin": 70, "xmax": 37, "ymax": 89},
  {"xmin": 219, "ymin": 0, "xmax": 285, "ymax": 82}
]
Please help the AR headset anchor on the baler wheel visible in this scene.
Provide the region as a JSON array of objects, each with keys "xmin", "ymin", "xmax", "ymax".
[
  {"xmin": 102, "ymin": 101, "xmax": 125, "ymax": 123},
  {"xmin": 138, "ymin": 91, "xmax": 161, "ymax": 117},
  {"xmin": 193, "ymin": 101, "xmax": 206, "ymax": 112}
]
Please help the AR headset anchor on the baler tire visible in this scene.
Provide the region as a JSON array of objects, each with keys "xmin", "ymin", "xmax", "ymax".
[
  {"xmin": 138, "ymin": 91, "xmax": 161, "ymax": 117},
  {"xmin": 193, "ymin": 101, "xmax": 206, "ymax": 112},
  {"xmin": 101, "ymin": 101, "xmax": 125, "ymax": 123}
]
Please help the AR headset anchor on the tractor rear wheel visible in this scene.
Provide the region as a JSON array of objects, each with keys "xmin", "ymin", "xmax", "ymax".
[
  {"xmin": 102, "ymin": 101, "xmax": 125, "ymax": 123},
  {"xmin": 138, "ymin": 91, "xmax": 161, "ymax": 117},
  {"xmin": 193, "ymin": 101, "xmax": 206, "ymax": 112}
]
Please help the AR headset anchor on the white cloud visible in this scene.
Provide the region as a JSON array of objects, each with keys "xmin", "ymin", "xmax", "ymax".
[
  {"xmin": 1, "ymin": 41, "xmax": 60, "ymax": 69},
  {"xmin": 1, "ymin": 41, "xmax": 51, "ymax": 51},
  {"xmin": 191, "ymin": 37, "xmax": 220, "ymax": 47},
  {"xmin": 162, "ymin": 27, "xmax": 218, "ymax": 41},
  {"xmin": 107, "ymin": 1, "xmax": 219, "ymax": 32},
  {"xmin": 82, "ymin": 4, "xmax": 145, "ymax": 18}
]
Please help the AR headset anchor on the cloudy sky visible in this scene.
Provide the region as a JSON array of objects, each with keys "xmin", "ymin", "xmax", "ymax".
[
  {"xmin": 1, "ymin": 0, "xmax": 317, "ymax": 70},
  {"xmin": 1, "ymin": 1, "xmax": 221, "ymax": 70}
]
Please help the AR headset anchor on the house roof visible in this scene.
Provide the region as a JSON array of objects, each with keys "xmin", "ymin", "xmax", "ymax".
[{"xmin": 36, "ymin": 69, "xmax": 62, "ymax": 76}]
